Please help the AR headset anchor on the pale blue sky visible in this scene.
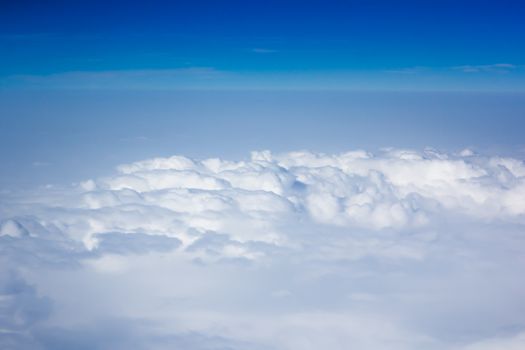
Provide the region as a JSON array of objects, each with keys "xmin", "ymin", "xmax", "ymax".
[
  {"xmin": 2, "ymin": 2, "xmax": 525, "ymax": 349},
  {"xmin": 1, "ymin": 0, "xmax": 525, "ymax": 188},
  {"xmin": 1, "ymin": 90, "xmax": 524, "ymax": 189}
]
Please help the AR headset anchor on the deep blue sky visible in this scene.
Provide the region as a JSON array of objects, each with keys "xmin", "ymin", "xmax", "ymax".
[
  {"xmin": 1, "ymin": 0, "xmax": 524, "ymax": 89},
  {"xmin": 1, "ymin": 1, "xmax": 525, "ymax": 188}
]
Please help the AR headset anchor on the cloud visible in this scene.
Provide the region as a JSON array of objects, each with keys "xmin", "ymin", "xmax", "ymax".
[
  {"xmin": 0, "ymin": 270, "xmax": 52, "ymax": 349},
  {"xmin": 385, "ymin": 66, "xmax": 430, "ymax": 74},
  {"xmin": 0, "ymin": 219, "xmax": 30, "ymax": 238},
  {"xmin": 32, "ymin": 161, "xmax": 51, "ymax": 168},
  {"xmin": 3, "ymin": 64, "xmax": 524, "ymax": 91},
  {"xmin": 452, "ymin": 63, "xmax": 517, "ymax": 73},
  {"xmin": 251, "ymin": 48, "xmax": 277, "ymax": 54},
  {"xmin": 1, "ymin": 148, "xmax": 525, "ymax": 349},
  {"xmin": 386, "ymin": 63, "xmax": 521, "ymax": 76},
  {"xmin": 459, "ymin": 332, "xmax": 525, "ymax": 350},
  {"xmin": 1, "ymin": 68, "xmax": 230, "ymax": 90}
]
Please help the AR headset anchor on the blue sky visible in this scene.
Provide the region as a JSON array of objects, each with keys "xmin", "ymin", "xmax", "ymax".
[
  {"xmin": 2, "ymin": 3, "xmax": 525, "ymax": 350},
  {"xmin": 2, "ymin": 89, "xmax": 525, "ymax": 188},
  {"xmin": 1, "ymin": 0, "xmax": 525, "ymax": 90},
  {"xmin": 1, "ymin": 0, "xmax": 525, "ymax": 188}
]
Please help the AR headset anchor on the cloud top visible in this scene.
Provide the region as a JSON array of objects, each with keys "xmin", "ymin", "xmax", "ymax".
[
  {"xmin": 76, "ymin": 148, "xmax": 525, "ymax": 240},
  {"xmin": 1, "ymin": 148, "xmax": 525, "ymax": 349}
]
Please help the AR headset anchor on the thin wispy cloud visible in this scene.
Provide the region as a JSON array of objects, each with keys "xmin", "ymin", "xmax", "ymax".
[
  {"xmin": 1, "ymin": 67, "xmax": 229, "ymax": 89},
  {"xmin": 4, "ymin": 65, "xmax": 524, "ymax": 91},
  {"xmin": 387, "ymin": 63, "xmax": 521, "ymax": 74},
  {"xmin": 452, "ymin": 63, "xmax": 518, "ymax": 73},
  {"xmin": 251, "ymin": 48, "xmax": 278, "ymax": 54},
  {"xmin": 384, "ymin": 66, "xmax": 431, "ymax": 74},
  {"xmin": 32, "ymin": 161, "xmax": 51, "ymax": 167}
]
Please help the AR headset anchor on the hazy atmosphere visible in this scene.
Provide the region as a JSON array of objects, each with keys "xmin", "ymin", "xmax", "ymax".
[{"xmin": 1, "ymin": 1, "xmax": 525, "ymax": 349}]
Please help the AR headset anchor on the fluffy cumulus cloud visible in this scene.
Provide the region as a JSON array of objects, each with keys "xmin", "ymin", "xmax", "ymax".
[{"xmin": 1, "ymin": 148, "xmax": 525, "ymax": 349}]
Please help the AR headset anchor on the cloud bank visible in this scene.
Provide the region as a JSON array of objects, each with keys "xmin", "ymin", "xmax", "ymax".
[{"xmin": 1, "ymin": 149, "xmax": 525, "ymax": 349}]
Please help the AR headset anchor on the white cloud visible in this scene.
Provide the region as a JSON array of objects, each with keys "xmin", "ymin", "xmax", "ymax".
[
  {"xmin": 388, "ymin": 63, "xmax": 520, "ymax": 75},
  {"xmin": 2, "ymin": 67, "xmax": 229, "ymax": 90},
  {"xmin": 251, "ymin": 48, "xmax": 277, "ymax": 54},
  {"xmin": 459, "ymin": 332, "xmax": 525, "ymax": 350},
  {"xmin": 1, "ymin": 148, "xmax": 525, "ymax": 349},
  {"xmin": 453, "ymin": 63, "xmax": 517, "ymax": 73},
  {"xmin": 0, "ymin": 219, "xmax": 30, "ymax": 238}
]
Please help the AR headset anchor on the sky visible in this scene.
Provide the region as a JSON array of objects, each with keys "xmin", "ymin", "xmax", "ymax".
[
  {"xmin": 1, "ymin": 90, "xmax": 525, "ymax": 189},
  {"xmin": 1, "ymin": 1, "xmax": 525, "ymax": 350},
  {"xmin": 1, "ymin": 0, "xmax": 525, "ymax": 189},
  {"xmin": 1, "ymin": 0, "xmax": 525, "ymax": 90}
]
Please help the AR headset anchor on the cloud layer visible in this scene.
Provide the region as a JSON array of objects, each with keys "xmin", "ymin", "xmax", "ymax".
[{"xmin": 1, "ymin": 149, "xmax": 525, "ymax": 349}]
